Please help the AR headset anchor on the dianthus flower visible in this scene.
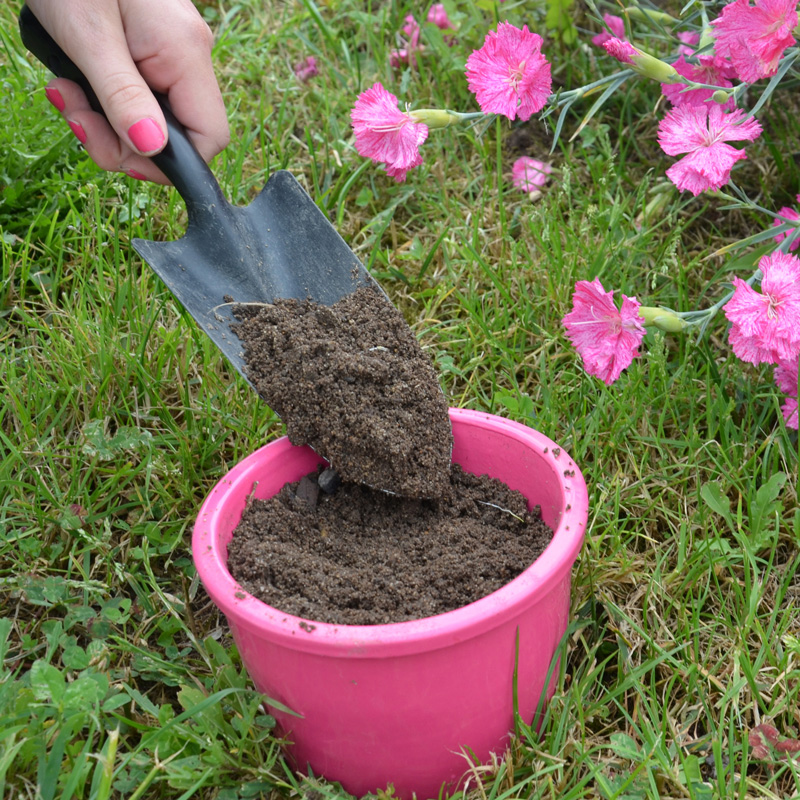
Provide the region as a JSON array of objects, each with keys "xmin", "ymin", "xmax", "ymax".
[
  {"xmin": 293, "ymin": 56, "xmax": 318, "ymax": 83},
  {"xmin": 677, "ymin": 31, "xmax": 701, "ymax": 56},
  {"xmin": 602, "ymin": 37, "xmax": 683, "ymax": 82},
  {"xmin": 602, "ymin": 36, "xmax": 639, "ymax": 63},
  {"xmin": 711, "ymin": 0, "xmax": 799, "ymax": 83},
  {"xmin": 350, "ymin": 83, "xmax": 428, "ymax": 182},
  {"xmin": 402, "ymin": 14, "xmax": 421, "ymax": 41},
  {"xmin": 562, "ymin": 279, "xmax": 647, "ymax": 385},
  {"xmin": 427, "ymin": 4, "xmax": 453, "ymax": 30},
  {"xmin": 773, "ymin": 194, "xmax": 800, "ymax": 251},
  {"xmin": 591, "ymin": 13, "xmax": 626, "ymax": 47},
  {"xmin": 723, "ymin": 251, "xmax": 800, "ymax": 365},
  {"xmin": 391, "ymin": 14, "xmax": 424, "ymax": 67},
  {"xmin": 774, "ymin": 357, "xmax": 799, "ymax": 428},
  {"xmin": 657, "ymin": 104, "xmax": 762, "ymax": 195},
  {"xmin": 465, "ymin": 22, "xmax": 552, "ymax": 121},
  {"xmin": 661, "ymin": 55, "xmax": 736, "ymax": 109},
  {"xmin": 511, "ymin": 157, "xmax": 553, "ymax": 192}
]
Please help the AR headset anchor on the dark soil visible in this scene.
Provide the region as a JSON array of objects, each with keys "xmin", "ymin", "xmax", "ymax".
[
  {"xmin": 226, "ymin": 464, "xmax": 553, "ymax": 626},
  {"xmin": 232, "ymin": 285, "xmax": 453, "ymax": 499}
]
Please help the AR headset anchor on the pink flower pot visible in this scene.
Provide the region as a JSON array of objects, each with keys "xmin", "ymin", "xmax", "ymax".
[{"xmin": 193, "ymin": 408, "xmax": 588, "ymax": 799}]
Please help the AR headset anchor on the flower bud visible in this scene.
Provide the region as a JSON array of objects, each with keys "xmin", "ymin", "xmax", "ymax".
[
  {"xmin": 698, "ymin": 26, "xmax": 715, "ymax": 51},
  {"xmin": 624, "ymin": 6, "xmax": 677, "ymax": 26},
  {"xmin": 603, "ymin": 38, "xmax": 683, "ymax": 84},
  {"xmin": 637, "ymin": 306, "xmax": 688, "ymax": 333},
  {"xmin": 631, "ymin": 50, "xmax": 683, "ymax": 83},
  {"xmin": 408, "ymin": 108, "xmax": 459, "ymax": 129},
  {"xmin": 712, "ymin": 90, "xmax": 732, "ymax": 104}
]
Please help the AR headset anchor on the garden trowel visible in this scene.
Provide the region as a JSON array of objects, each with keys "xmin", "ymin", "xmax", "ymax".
[
  {"xmin": 18, "ymin": 5, "xmax": 388, "ymax": 386},
  {"xmin": 20, "ymin": 5, "xmax": 455, "ymax": 498}
]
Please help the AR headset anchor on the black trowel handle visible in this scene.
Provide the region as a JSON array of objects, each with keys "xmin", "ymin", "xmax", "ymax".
[{"xmin": 18, "ymin": 4, "xmax": 227, "ymax": 219}]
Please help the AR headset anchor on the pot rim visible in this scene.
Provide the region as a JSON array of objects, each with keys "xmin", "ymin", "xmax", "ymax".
[{"xmin": 193, "ymin": 408, "xmax": 588, "ymax": 657}]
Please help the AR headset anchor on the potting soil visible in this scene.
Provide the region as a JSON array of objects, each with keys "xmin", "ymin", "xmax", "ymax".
[
  {"xmin": 226, "ymin": 464, "xmax": 553, "ymax": 625},
  {"xmin": 232, "ymin": 285, "xmax": 452, "ymax": 499}
]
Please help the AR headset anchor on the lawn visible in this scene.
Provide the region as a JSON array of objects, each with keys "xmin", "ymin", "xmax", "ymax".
[{"xmin": 1, "ymin": 0, "xmax": 799, "ymax": 798}]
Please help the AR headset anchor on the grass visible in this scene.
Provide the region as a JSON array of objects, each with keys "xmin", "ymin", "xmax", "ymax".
[{"xmin": 1, "ymin": 0, "xmax": 799, "ymax": 798}]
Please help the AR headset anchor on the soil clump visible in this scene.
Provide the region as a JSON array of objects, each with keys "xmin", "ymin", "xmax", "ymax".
[
  {"xmin": 226, "ymin": 464, "xmax": 554, "ymax": 626},
  {"xmin": 232, "ymin": 285, "xmax": 452, "ymax": 499}
]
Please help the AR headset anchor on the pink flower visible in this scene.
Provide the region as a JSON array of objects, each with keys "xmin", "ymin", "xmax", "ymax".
[
  {"xmin": 773, "ymin": 194, "xmax": 800, "ymax": 251},
  {"xmin": 774, "ymin": 357, "xmax": 799, "ymax": 428},
  {"xmin": 391, "ymin": 15, "xmax": 425, "ymax": 67},
  {"xmin": 465, "ymin": 22, "xmax": 552, "ymax": 121},
  {"xmin": 390, "ymin": 48, "xmax": 412, "ymax": 67},
  {"xmin": 602, "ymin": 36, "xmax": 639, "ymax": 64},
  {"xmin": 661, "ymin": 55, "xmax": 736, "ymax": 109},
  {"xmin": 711, "ymin": 0, "xmax": 798, "ymax": 83},
  {"xmin": 511, "ymin": 157, "xmax": 553, "ymax": 192},
  {"xmin": 562, "ymin": 279, "xmax": 647, "ymax": 385},
  {"xmin": 350, "ymin": 83, "xmax": 429, "ymax": 182},
  {"xmin": 592, "ymin": 14, "xmax": 626, "ymax": 47},
  {"xmin": 657, "ymin": 104, "xmax": 762, "ymax": 195},
  {"xmin": 724, "ymin": 251, "xmax": 800, "ymax": 365},
  {"xmin": 293, "ymin": 56, "xmax": 319, "ymax": 83},
  {"xmin": 427, "ymin": 4, "xmax": 453, "ymax": 30},
  {"xmin": 677, "ymin": 31, "xmax": 701, "ymax": 55}
]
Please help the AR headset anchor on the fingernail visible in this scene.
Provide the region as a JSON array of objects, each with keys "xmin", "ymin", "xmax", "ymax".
[
  {"xmin": 68, "ymin": 120, "xmax": 87, "ymax": 144},
  {"xmin": 127, "ymin": 118, "xmax": 165, "ymax": 154},
  {"xmin": 45, "ymin": 86, "xmax": 65, "ymax": 112},
  {"xmin": 126, "ymin": 169, "xmax": 148, "ymax": 181}
]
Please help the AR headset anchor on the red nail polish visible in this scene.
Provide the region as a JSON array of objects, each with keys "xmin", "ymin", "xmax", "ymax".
[
  {"xmin": 126, "ymin": 169, "xmax": 148, "ymax": 181},
  {"xmin": 45, "ymin": 86, "xmax": 65, "ymax": 112},
  {"xmin": 68, "ymin": 120, "xmax": 87, "ymax": 145},
  {"xmin": 127, "ymin": 118, "xmax": 165, "ymax": 154}
]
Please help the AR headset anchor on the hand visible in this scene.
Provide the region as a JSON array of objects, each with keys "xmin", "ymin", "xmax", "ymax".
[{"xmin": 27, "ymin": 0, "xmax": 230, "ymax": 184}]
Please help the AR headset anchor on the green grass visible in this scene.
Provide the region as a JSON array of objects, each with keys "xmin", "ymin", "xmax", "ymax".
[{"xmin": 2, "ymin": 0, "xmax": 799, "ymax": 798}]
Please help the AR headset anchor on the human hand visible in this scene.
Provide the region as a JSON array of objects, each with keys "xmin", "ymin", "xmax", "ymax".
[{"xmin": 27, "ymin": 0, "xmax": 230, "ymax": 184}]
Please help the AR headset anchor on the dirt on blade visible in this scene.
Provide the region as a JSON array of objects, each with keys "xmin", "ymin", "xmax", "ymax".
[{"xmin": 232, "ymin": 284, "xmax": 453, "ymax": 499}]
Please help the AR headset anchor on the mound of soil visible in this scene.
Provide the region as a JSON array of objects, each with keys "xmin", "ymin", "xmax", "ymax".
[
  {"xmin": 226, "ymin": 464, "xmax": 553, "ymax": 626},
  {"xmin": 232, "ymin": 285, "xmax": 452, "ymax": 499}
]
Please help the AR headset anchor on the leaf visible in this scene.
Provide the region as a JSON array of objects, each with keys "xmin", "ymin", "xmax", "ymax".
[
  {"xmin": 61, "ymin": 645, "xmax": 89, "ymax": 671},
  {"xmin": 749, "ymin": 724, "xmax": 780, "ymax": 759},
  {"xmin": 700, "ymin": 482, "xmax": 734, "ymax": 530},
  {"xmin": 62, "ymin": 674, "xmax": 106, "ymax": 710},
  {"xmin": 749, "ymin": 472, "xmax": 787, "ymax": 544},
  {"xmin": 81, "ymin": 420, "xmax": 152, "ymax": 461},
  {"xmin": 29, "ymin": 660, "xmax": 66, "ymax": 704},
  {"xmin": 775, "ymin": 738, "xmax": 800, "ymax": 756},
  {"xmin": 609, "ymin": 732, "xmax": 641, "ymax": 760}
]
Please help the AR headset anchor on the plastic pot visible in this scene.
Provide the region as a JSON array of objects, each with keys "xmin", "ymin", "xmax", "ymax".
[{"xmin": 193, "ymin": 408, "xmax": 588, "ymax": 799}]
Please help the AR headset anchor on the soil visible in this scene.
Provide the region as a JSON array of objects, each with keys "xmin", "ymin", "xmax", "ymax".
[
  {"xmin": 226, "ymin": 464, "xmax": 554, "ymax": 625},
  {"xmin": 232, "ymin": 285, "xmax": 453, "ymax": 499}
]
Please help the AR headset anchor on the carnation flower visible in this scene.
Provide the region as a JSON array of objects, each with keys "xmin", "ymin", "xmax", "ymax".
[
  {"xmin": 657, "ymin": 104, "xmax": 762, "ymax": 195},
  {"xmin": 391, "ymin": 14, "xmax": 425, "ymax": 67},
  {"xmin": 774, "ymin": 357, "xmax": 799, "ymax": 428},
  {"xmin": 465, "ymin": 21, "xmax": 552, "ymax": 121},
  {"xmin": 562, "ymin": 278, "xmax": 647, "ymax": 385},
  {"xmin": 711, "ymin": 0, "xmax": 799, "ymax": 83},
  {"xmin": 661, "ymin": 55, "xmax": 736, "ymax": 109},
  {"xmin": 350, "ymin": 83, "xmax": 429, "ymax": 182},
  {"xmin": 511, "ymin": 157, "xmax": 553, "ymax": 193},
  {"xmin": 602, "ymin": 37, "xmax": 683, "ymax": 82},
  {"xmin": 293, "ymin": 56, "xmax": 319, "ymax": 83},
  {"xmin": 677, "ymin": 31, "xmax": 701, "ymax": 56},
  {"xmin": 602, "ymin": 37, "xmax": 639, "ymax": 63},
  {"xmin": 591, "ymin": 14, "xmax": 626, "ymax": 47},
  {"xmin": 773, "ymin": 194, "xmax": 800, "ymax": 251},
  {"xmin": 427, "ymin": 4, "xmax": 453, "ymax": 30},
  {"xmin": 724, "ymin": 250, "xmax": 800, "ymax": 365}
]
